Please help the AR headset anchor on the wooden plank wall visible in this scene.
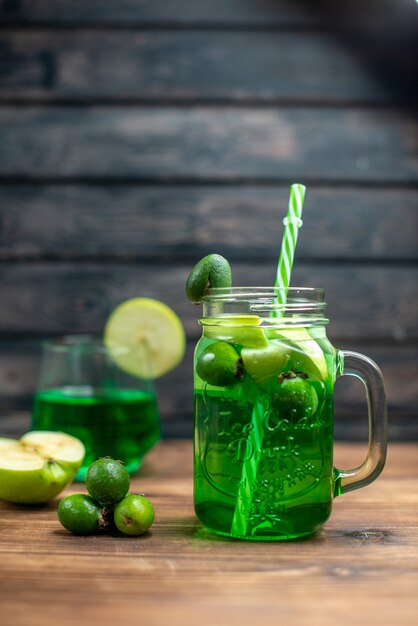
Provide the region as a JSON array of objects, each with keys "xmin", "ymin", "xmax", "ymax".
[{"xmin": 0, "ymin": 0, "xmax": 417, "ymax": 439}]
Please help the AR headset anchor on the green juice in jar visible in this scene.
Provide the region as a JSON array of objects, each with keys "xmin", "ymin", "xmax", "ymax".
[{"xmin": 193, "ymin": 322, "xmax": 335, "ymax": 540}]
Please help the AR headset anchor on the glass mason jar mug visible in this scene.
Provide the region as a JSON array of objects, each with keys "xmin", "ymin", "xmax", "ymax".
[{"xmin": 193, "ymin": 288, "xmax": 387, "ymax": 540}]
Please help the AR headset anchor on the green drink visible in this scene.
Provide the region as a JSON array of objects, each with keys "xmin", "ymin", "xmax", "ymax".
[
  {"xmin": 33, "ymin": 387, "xmax": 160, "ymax": 479},
  {"xmin": 194, "ymin": 320, "xmax": 335, "ymax": 540},
  {"xmin": 32, "ymin": 335, "xmax": 166, "ymax": 480},
  {"xmin": 192, "ymin": 287, "xmax": 387, "ymax": 540}
]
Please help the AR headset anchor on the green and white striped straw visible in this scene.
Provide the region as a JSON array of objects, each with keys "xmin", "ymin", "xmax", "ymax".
[
  {"xmin": 230, "ymin": 183, "xmax": 306, "ymax": 538},
  {"xmin": 274, "ymin": 183, "xmax": 306, "ymax": 310}
]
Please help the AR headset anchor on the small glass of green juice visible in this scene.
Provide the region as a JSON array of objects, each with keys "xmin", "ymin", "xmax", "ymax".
[{"xmin": 32, "ymin": 335, "xmax": 160, "ymax": 480}]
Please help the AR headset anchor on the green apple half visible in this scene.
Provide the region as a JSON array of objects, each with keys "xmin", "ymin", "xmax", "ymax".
[
  {"xmin": 241, "ymin": 340, "xmax": 289, "ymax": 387},
  {"xmin": 265, "ymin": 327, "xmax": 328, "ymax": 381},
  {"xmin": 0, "ymin": 431, "xmax": 85, "ymax": 504},
  {"xmin": 202, "ymin": 315, "xmax": 268, "ymax": 349}
]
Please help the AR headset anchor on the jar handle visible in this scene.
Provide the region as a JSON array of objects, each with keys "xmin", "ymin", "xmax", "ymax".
[{"xmin": 334, "ymin": 350, "xmax": 387, "ymax": 496}]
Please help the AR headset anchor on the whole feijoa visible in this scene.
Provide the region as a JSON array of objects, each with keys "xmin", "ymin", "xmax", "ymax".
[
  {"xmin": 58, "ymin": 494, "xmax": 105, "ymax": 534},
  {"xmin": 85, "ymin": 457, "xmax": 130, "ymax": 505},
  {"xmin": 114, "ymin": 494, "xmax": 155, "ymax": 536},
  {"xmin": 271, "ymin": 372, "xmax": 318, "ymax": 421},
  {"xmin": 185, "ymin": 253, "xmax": 231, "ymax": 304},
  {"xmin": 196, "ymin": 341, "xmax": 243, "ymax": 387}
]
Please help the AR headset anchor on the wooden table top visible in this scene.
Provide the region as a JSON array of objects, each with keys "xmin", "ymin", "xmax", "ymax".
[{"xmin": 1, "ymin": 441, "xmax": 417, "ymax": 626}]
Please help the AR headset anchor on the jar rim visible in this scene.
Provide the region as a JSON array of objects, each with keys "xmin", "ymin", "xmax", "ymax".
[
  {"xmin": 200, "ymin": 287, "xmax": 327, "ymax": 326},
  {"xmin": 204, "ymin": 286, "xmax": 324, "ymax": 294},
  {"xmin": 202, "ymin": 286, "xmax": 325, "ymax": 302}
]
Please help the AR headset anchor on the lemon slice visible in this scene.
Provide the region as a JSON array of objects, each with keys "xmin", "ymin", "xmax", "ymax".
[
  {"xmin": 202, "ymin": 315, "xmax": 268, "ymax": 349},
  {"xmin": 104, "ymin": 298, "xmax": 186, "ymax": 379}
]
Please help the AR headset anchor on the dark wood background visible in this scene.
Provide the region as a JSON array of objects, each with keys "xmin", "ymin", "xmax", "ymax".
[{"xmin": 0, "ymin": 0, "xmax": 417, "ymax": 440}]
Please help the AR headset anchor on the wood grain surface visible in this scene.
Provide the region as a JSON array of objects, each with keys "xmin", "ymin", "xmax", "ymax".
[
  {"xmin": 0, "ymin": 0, "xmax": 320, "ymax": 26},
  {"xmin": 1, "ymin": 185, "xmax": 417, "ymax": 261},
  {"xmin": 1, "ymin": 106, "xmax": 417, "ymax": 182},
  {"xmin": 0, "ymin": 440, "xmax": 417, "ymax": 626},
  {"xmin": 0, "ymin": 31, "xmax": 390, "ymax": 103},
  {"xmin": 0, "ymin": 262, "xmax": 416, "ymax": 339},
  {"xmin": 0, "ymin": 0, "xmax": 412, "ymax": 28}
]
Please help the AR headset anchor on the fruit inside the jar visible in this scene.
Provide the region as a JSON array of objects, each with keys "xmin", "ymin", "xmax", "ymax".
[
  {"xmin": 265, "ymin": 326, "xmax": 328, "ymax": 381},
  {"xmin": 202, "ymin": 315, "xmax": 268, "ymax": 350},
  {"xmin": 270, "ymin": 371, "xmax": 319, "ymax": 421},
  {"xmin": 196, "ymin": 341, "xmax": 243, "ymax": 387}
]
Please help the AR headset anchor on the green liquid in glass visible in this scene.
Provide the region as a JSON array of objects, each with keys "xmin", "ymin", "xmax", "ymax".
[
  {"xmin": 33, "ymin": 387, "xmax": 160, "ymax": 479},
  {"xmin": 194, "ymin": 335, "xmax": 335, "ymax": 540}
]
